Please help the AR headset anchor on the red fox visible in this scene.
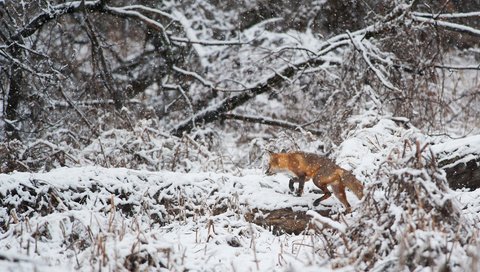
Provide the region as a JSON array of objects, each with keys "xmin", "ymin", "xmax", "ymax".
[{"xmin": 265, "ymin": 151, "xmax": 364, "ymax": 212}]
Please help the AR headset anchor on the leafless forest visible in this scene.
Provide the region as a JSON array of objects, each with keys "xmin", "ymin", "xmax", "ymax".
[
  {"xmin": 1, "ymin": 0, "xmax": 480, "ymax": 271},
  {"xmin": 1, "ymin": 0, "xmax": 479, "ymax": 171}
]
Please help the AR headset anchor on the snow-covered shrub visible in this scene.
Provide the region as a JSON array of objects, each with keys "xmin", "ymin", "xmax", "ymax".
[
  {"xmin": 0, "ymin": 140, "xmax": 25, "ymax": 172},
  {"xmin": 0, "ymin": 167, "xmax": 323, "ymax": 271},
  {"xmin": 0, "ymin": 124, "xmax": 235, "ymax": 173},
  {"xmin": 79, "ymin": 127, "xmax": 222, "ymax": 172},
  {"xmin": 332, "ymin": 140, "xmax": 477, "ymax": 271}
]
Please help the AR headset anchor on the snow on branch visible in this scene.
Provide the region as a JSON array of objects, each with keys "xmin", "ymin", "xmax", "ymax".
[
  {"xmin": 412, "ymin": 15, "xmax": 480, "ymax": 38},
  {"xmin": 347, "ymin": 31, "xmax": 400, "ymax": 92},
  {"xmin": 169, "ymin": 36, "xmax": 250, "ymax": 46},
  {"xmin": 106, "ymin": 6, "xmax": 171, "ymax": 46},
  {"xmin": 307, "ymin": 210, "xmax": 346, "ymax": 233},
  {"xmin": 172, "ymin": 66, "xmax": 215, "ymax": 89},
  {"xmin": 11, "ymin": 0, "xmax": 104, "ymax": 41},
  {"xmin": 169, "ymin": 53, "xmax": 336, "ymax": 137},
  {"xmin": 222, "ymin": 113, "xmax": 324, "ymax": 136},
  {"xmin": 0, "ymin": 48, "xmax": 54, "ymax": 79},
  {"xmin": 117, "ymin": 4, "xmax": 179, "ymax": 22},
  {"xmin": 173, "ymin": 66, "xmax": 258, "ymax": 93},
  {"xmin": 170, "ymin": 4, "xmax": 416, "ymax": 136},
  {"xmin": 413, "ymin": 11, "xmax": 480, "ymax": 19},
  {"xmin": 167, "ymin": 10, "xmax": 253, "ymax": 66},
  {"xmin": 8, "ymin": 1, "xmax": 247, "ymax": 51},
  {"xmin": 433, "ymin": 64, "xmax": 480, "ymax": 71}
]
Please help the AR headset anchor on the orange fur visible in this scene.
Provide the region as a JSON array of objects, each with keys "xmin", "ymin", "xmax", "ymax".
[{"xmin": 266, "ymin": 152, "xmax": 364, "ymax": 212}]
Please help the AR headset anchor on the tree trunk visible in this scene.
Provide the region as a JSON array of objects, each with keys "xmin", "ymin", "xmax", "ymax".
[{"xmin": 5, "ymin": 45, "xmax": 22, "ymax": 141}]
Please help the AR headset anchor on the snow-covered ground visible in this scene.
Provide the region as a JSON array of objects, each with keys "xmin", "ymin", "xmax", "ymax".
[
  {"xmin": 1, "ymin": 118, "xmax": 479, "ymax": 271},
  {"xmin": 0, "ymin": 167, "xmax": 355, "ymax": 272},
  {"xmin": 1, "ymin": 165, "xmax": 479, "ymax": 271}
]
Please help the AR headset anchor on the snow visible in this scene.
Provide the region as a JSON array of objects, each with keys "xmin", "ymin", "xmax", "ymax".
[
  {"xmin": 4, "ymin": 117, "xmax": 479, "ymax": 272},
  {"xmin": 2, "ymin": 1, "xmax": 480, "ymax": 270},
  {"xmin": 0, "ymin": 167, "xmax": 350, "ymax": 271},
  {"xmin": 413, "ymin": 16, "xmax": 480, "ymax": 37},
  {"xmin": 307, "ymin": 210, "xmax": 346, "ymax": 233}
]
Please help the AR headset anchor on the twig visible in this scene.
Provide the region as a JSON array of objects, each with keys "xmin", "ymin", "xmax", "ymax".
[
  {"xmin": 346, "ymin": 30, "xmax": 400, "ymax": 92},
  {"xmin": 59, "ymin": 88, "xmax": 95, "ymax": 133},
  {"xmin": 249, "ymin": 223, "xmax": 260, "ymax": 271}
]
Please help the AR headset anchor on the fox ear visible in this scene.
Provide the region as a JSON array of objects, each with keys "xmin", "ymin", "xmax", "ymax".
[{"xmin": 280, "ymin": 148, "xmax": 287, "ymax": 153}]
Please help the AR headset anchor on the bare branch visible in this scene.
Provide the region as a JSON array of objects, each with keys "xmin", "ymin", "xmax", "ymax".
[
  {"xmin": 434, "ymin": 64, "xmax": 480, "ymax": 71},
  {"xmin": 222, "ymin": 113, "xmax": 324, "ymax": 136},
  {"xmin": 170, "ymin": 3, "xmax": 417, "ymax": 136},
  {"xmin": 347, "ymin": 31, "xmax": 401, "ymax": 92},
  {"xmin": 170, "ymin": 36, "xmax": 250, "ymax": 46},
  {"xmin": 413, "ymin": 11, "xmax": 480, "ymax": 19},
  {"xmin": 11, "ymin": 0, "xmax": 104, "ymax": 41},
  {"xmin": 412, "ymin": 15, "xmax": 480, "ymax": 38}
]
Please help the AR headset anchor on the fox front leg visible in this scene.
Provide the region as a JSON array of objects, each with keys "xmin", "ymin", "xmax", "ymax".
[
  {"xmin": 288, "ymin": 177, "xmax": 305, "ymax": 196},
  {"xmin": 296, "ymin": 178, "xmax": 305, "ymax": 196},
  {"xmin": 288, "ymin": 178, "xmax": 296, "ymax": 192}
]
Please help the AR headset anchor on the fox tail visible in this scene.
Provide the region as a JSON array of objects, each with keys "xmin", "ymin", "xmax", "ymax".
[{"xmin": 342, "ymin": 171, "xmax": 364, "ymax": 200}]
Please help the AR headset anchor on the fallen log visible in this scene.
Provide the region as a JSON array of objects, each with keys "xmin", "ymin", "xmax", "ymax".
[
  {"xmin": 244, "ymin": 207, "xmax": 330, "ymax": 235},
  {"xmin": 432, "ymin": 135, "xmax": 480, "ymax": 190}
]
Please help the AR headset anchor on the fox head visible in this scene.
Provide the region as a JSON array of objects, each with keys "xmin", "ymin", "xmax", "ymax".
[{"xmin": 265, "ymin": 152, "xmax": 282, "ymax": 175}]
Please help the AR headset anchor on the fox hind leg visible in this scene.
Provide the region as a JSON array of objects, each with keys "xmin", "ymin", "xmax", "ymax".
[
  {"xmin": 332, "ymin": 182, "xmax": 351, "ymax": 213},
  {"xmin": 312, "ymin": 170, "xmax": 353, "ymax": 212},
  {"xmin": 313, "ymin": 184, "xmax": 332, "ymax": 206}
]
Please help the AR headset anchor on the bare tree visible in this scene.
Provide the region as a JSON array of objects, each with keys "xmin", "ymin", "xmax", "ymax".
[{"xmin": 1, "ymin": 0, "xmax": 479, "ymax": 171}]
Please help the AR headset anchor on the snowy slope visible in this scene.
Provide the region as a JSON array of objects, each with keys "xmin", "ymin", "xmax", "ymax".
[{"xmin": 0, "ymin": 167, "xmax": 355, "ymax": 272}]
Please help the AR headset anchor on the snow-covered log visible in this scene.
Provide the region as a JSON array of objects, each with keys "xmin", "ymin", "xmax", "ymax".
[{"xmin": 432, "ymin": 135, "xmax": 480, "ymax": 190}]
